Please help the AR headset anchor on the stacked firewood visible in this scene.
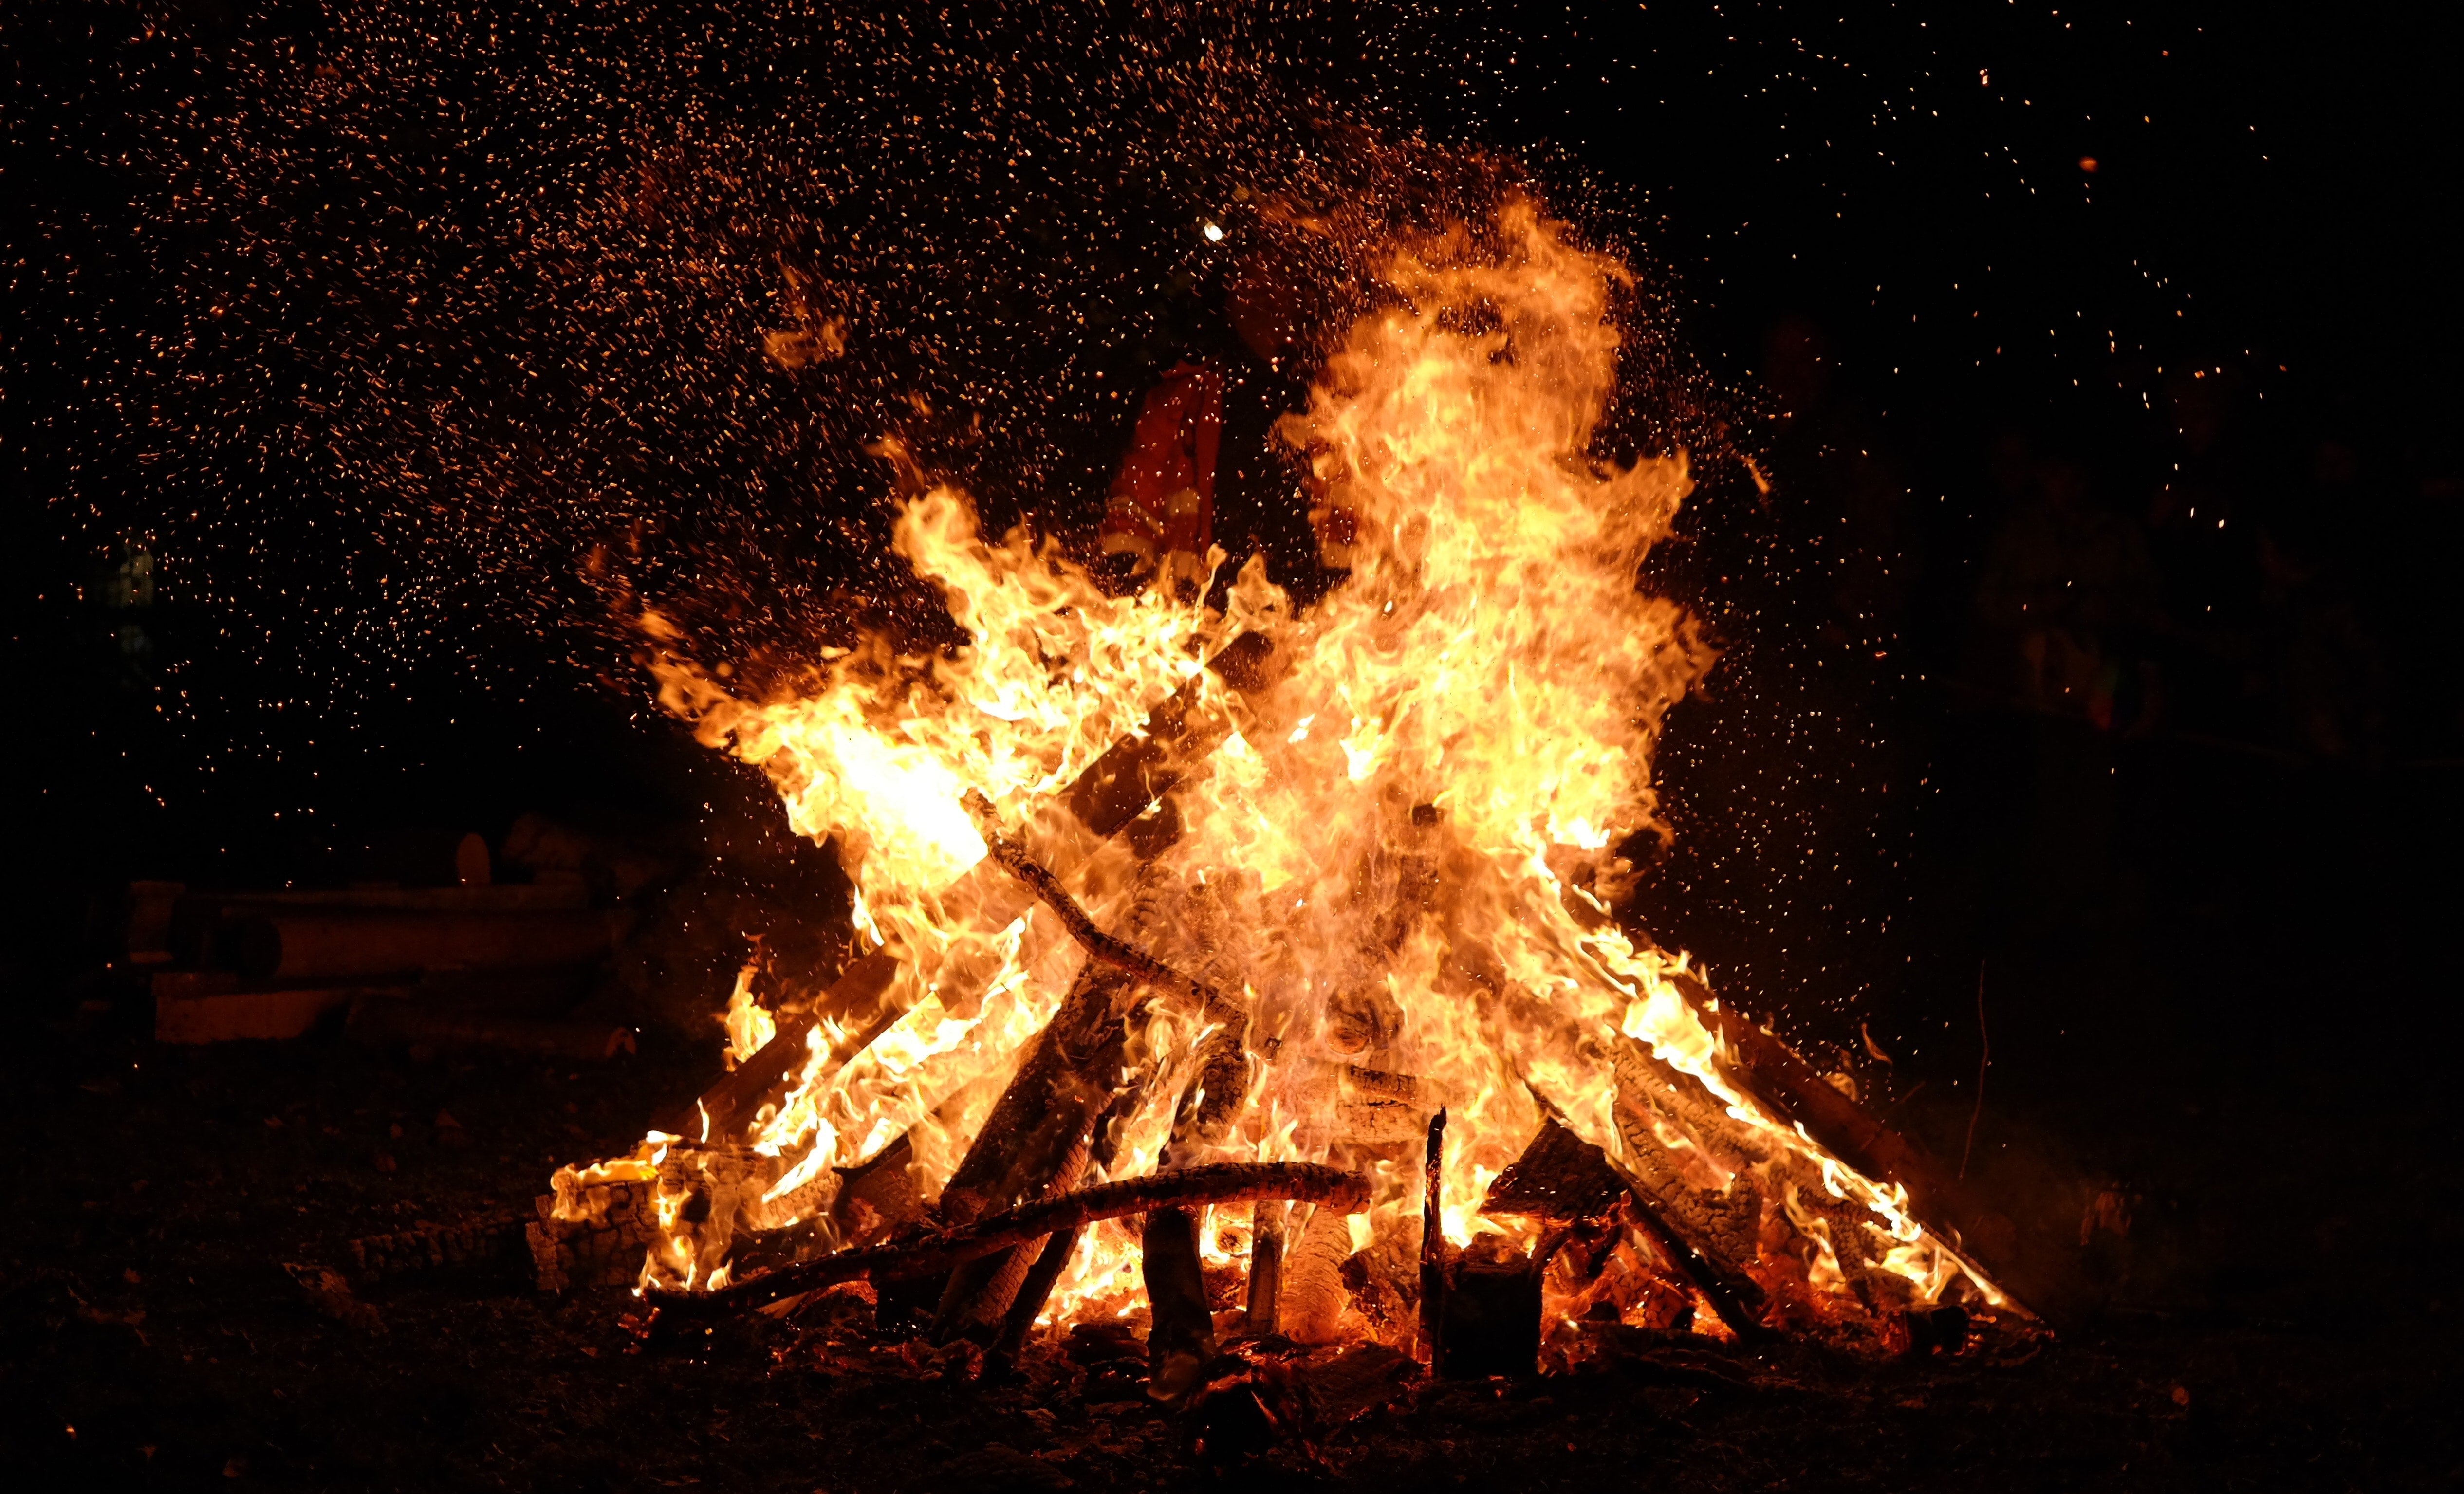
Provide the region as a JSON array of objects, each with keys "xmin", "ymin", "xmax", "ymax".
[{"xmin": 533, "ymin": 631, "xmax": 2028, "ymax": 1388}]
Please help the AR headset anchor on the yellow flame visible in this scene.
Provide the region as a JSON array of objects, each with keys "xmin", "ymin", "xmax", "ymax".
[{"xmin": 577, "ymin": 198, "xmax": 2007, "ymax": 1332}]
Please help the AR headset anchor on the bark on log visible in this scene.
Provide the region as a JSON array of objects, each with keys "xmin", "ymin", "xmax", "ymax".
[
  {"xmin": 647, "ymin": 1162, "xmax": 1370, "ymax": 1317},
  {"xmin": 991, "ymin": 1084, "xmax": 1140, "ymax": 1361}
]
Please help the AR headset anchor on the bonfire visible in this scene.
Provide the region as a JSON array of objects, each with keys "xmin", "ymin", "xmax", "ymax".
[{"xmin": 529, "ymin": 200, "xmax": 2027, "ymax": 1395}]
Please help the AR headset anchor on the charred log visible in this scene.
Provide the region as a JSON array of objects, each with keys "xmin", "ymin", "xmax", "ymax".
[
  {"xmin": 1419, "ymin": 1108, "xmax": 1447, "ymax": 1365},
  {"xmin": 1437, "ymin": 1234, "xmax": 1543, "ymax": 1378},
  {"xmin": 1243, "ymin": 1200, "xmax": 1286, "ymax": 1338}
]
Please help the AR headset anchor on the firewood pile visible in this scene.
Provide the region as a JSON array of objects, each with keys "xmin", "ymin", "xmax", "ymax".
[
  {"xmin": 124, "ymin": 827, "xmax": 643, "ymax": 1056},
  {"xmin": 523, "ymin": 204, "xmax": 2042, "ymax": 1428}
]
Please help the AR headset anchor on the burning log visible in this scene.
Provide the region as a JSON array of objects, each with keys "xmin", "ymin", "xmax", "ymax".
[
  {"xmin": 673, "ymin": 632, "xmax": 1279, "ymax": 1144},
  {"xmin": 929, "ymin": 963, "xmax": 1144, "ymax": 1340},
  {"xmin": 672, "ymin": 949, "xmax": 902, "ymax": 1141},
  {"xmin": 527, "ymin": 1170, "xmax": 660, "ymax": 1292},
  {"xmin": 930, "ymin": 825, "xmax": 1250, "ymax": 1344},
  {"xmin": 1279, "ymin": 1191, "xmax": 1355, "ymax": 1344},
  {"xmin": 965, "ymin": 793, "xmax": 1246, "ymax": 1031},
  {"xmin": 991, "ymin": 1086, "xmax": 1141, "ymax": 1362},
  {"xmin": 647, "ymin": 1161, "xmax": 1370, "ymax": 1318},
  {"xmin": 1490, "ymin": 1112, "xmax": 1766, "ymax": 1339},
  {"xmin": 1480, "ymin": 1112, "xmax": 1626, "ymax": 1222},
  {"xmin": 1664, "ymin": 972, "xmax": 2013, "ymax": 1297}
]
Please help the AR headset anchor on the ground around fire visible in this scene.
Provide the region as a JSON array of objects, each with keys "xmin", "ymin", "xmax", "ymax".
[{"xmin": 6, "ymin": 755, "xmax": 2459, "ymax": 1492}]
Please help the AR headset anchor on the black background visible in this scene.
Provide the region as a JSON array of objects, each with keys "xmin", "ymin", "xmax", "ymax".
[{"xmin": 8, "ymin": 0, "xmax": 2460, "ymax": 1070}]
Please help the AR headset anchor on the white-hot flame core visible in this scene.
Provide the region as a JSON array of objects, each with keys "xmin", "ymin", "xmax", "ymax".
[{"xmin": 581, "ymin": 200, "xmax": 2001, "ymax": 1332}]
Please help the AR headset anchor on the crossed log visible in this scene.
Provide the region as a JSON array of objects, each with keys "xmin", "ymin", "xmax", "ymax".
[{"xmin": 643, "ymin": 1162, "xmax": 1369, "ymax": 1318}]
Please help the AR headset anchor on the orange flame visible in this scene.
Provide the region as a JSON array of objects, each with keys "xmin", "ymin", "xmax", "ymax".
[{"xmin": 575, "ymin": 198, "xmax": 2008, "ymax": 1343}]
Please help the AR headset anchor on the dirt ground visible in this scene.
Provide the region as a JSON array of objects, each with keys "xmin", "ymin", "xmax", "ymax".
[{"xmin": 5, "ymin": 986, "xmax": 2455, "ymax": 1489}]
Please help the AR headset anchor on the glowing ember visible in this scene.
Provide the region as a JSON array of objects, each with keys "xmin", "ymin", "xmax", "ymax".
[{"xmin": 546, "ymin": 198, "xmax": 2014, "ymax": 1353}]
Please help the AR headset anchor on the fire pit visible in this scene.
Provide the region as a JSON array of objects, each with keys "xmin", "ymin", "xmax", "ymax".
[{"xmin": 530, "ymin": 202, "xmax": 2031, "ymax": 1419}]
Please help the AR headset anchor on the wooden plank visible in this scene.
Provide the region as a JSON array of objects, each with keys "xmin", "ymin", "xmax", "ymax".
[{"xmin": 155, "ymin": 986, "xmax": 357, "ymax": 1043}]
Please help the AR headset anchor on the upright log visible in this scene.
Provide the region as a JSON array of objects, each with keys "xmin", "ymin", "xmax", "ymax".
[
  {"xmin": 1280, "ymin": 1190, "xmax": 1356, "ymax": 1344},
  {"xmin": 1437, "ymin": 1235, "xmax": 1544, "ymax": 1378},
  {"xmin": 1418, "ymin": 1108, "xmax": 1448, "ymax": 1365},
  {"xmin": 1243, "ymin": 1201, "xmax": 1286, "ymax": 1338},
  {"xmin": 1144, "ymin": 1025, "xmax": 1254, "ymax": 1401}
]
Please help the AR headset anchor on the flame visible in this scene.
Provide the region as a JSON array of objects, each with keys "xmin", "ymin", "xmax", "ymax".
[{"xmin": 567, "ymin": 198, "xmax": 2007, "ymax": 1344}]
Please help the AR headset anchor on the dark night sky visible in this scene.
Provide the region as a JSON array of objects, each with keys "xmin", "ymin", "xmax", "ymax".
[{"xmin": 7, "ymin": 1, "xmax": 2458, "ymax": 1028}]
